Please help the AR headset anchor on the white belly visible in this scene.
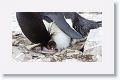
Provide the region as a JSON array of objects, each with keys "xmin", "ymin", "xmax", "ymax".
[
  {"xmin": 43, "ymin": 20, "xmax": 71, "ymax": 50},
  {"xmin": 51, "ymin": 26, "xmax": 71, "ymax": 50}
]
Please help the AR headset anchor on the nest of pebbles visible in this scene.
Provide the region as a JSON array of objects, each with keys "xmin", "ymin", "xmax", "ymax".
[{"xmin": 12, "ymin": 31, "xmax": 101, "ymax": 62}]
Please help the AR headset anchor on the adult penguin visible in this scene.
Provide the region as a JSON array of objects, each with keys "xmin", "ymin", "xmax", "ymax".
[
  {"xmin": 16, "ymin": 12, "xmax": 101, "ymax": 52},
  {"xmin": 64, "ymin": 12, "xmax": 102, "ymax": 52}
]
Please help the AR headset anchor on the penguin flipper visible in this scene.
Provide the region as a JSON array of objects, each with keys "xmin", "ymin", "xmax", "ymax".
[{"xmin": 46, "ymin": 13, "xmax": 83, "ymax": 39}]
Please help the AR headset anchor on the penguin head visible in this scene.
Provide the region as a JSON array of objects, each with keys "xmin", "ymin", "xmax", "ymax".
[{"xmin": 47, "ymin": 41, "xmax": 57, "ymax": 51}]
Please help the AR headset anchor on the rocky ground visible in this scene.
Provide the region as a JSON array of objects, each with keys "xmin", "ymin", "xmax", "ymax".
[{"xmin": 12, "ymin": 12, "xmax": 102, "ymax": 62}]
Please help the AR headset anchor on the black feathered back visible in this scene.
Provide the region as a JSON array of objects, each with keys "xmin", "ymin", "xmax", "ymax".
[{"xmin": 16, "ymin": 12, "xmax": 51, "ymax": 45}]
